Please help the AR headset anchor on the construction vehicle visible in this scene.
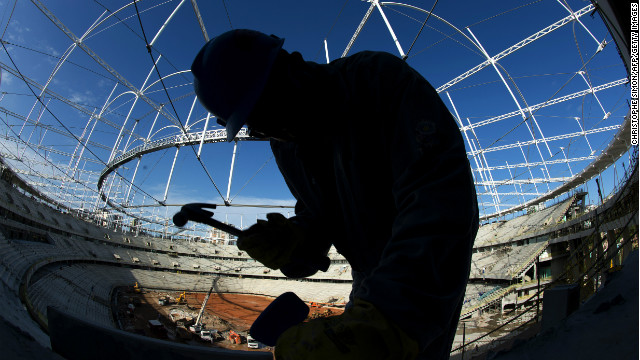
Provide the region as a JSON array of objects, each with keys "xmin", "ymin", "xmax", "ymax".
[
  {"xmin": 176, "ymin": 318, "xmax": 194, "ymax": 328},
  {"xmin": 309, "ymin": 301, "xmax": 337, "ymax": 308},
  {"xmin": 198, "ymin": 329, "xmax": 221, "ymax": 343},
  {"xmin": 189, "ymin": 323, "xmax": 204, "ymax": 333},
  {"xmin": 158, "ymin": 296, "xmax": 171, "ymax": 306},
  {"xmin": 176, "ymin": 291, "xmax": 187, "ymax": 304},
  {"xmin": 228, "ymin": 330, "xmax": 242, "ymax": 344},
  {"xmin": 308, "ymin": 304, "xmax": 334, "ymax": 320},
  {"xmin": 247, "ymin": 335, "xmax": 259, "ymax": 349},
  {"xmin": 187, "ymin": 282, "xmax": 216, "ymax": 337},
  {"xmin": 309, "ymin": 301, "xmax": 321, "ymax": 308},
  {"xmin": 199, "ymin": 330, "xmax": 214, "ymax": 342},
  {"xmin": 308, "ymin": 308, "xmax": 333, "ymax": 320},
  {"xmin": 187, "ymin": 285, "xmax": 214, "ymax": 334}
]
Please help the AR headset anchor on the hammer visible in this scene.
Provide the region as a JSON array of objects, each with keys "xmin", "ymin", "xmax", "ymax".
[
  {"xmin": 172, "ymin": 203, "xmax": 331, "ymax": 277},
  {"xmin": 173, "ymin": 203, "xmax": 242, "ymax": 237}
]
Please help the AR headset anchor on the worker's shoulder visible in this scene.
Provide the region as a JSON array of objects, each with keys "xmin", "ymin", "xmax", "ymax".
[
  {"xmin": 330, "ymin": 51, "xmax": 416, "ymax": 82},
  {"xmin": 333, "ymin": 50, "xmax": 404, "ymax": 67},
  {"xmin": 349, "ymin": 50, "xmax": 401, "ymax": 61}
]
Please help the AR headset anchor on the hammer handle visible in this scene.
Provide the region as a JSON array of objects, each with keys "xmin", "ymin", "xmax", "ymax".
[{"xmin": 198, "ymin": 216, "xmax": 243, "ymax": 237}]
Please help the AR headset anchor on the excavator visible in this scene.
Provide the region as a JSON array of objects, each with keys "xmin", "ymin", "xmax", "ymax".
[
  {"xmin": 307, "ymin": 302, "xmax": 335, "ymax": 320},
  {"xmin": 176, "ymin": 291, "xmax": 187, "ymax": 305},
  {"xmin": 309, "ymin": 301, "xmax": 336, "ymax": 308},
  {"xmin": 309, "ymin": 301, "xmax": 321, "ymax": 308},
  {"xmin": 308, "ymin": 308, "xmax": 333, "ymax": 320},
  {"xmin": 228, "ymin": 330, "xmax": 242, "ymax": 344}
]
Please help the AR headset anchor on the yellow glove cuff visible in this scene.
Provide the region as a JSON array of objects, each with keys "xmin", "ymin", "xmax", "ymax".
[{"xmin": 275, "ymin": 298, "xmax": 419, "ymax": 360}]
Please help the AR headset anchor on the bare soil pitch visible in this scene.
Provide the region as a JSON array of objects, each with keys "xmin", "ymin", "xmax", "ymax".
[{"xmin": 117, "ymin": 288, "xmax": 343, "ymax": 353}]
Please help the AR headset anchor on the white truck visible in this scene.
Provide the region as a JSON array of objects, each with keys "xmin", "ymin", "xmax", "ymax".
[
  {"xmin": 190, "ymin": 324, "xmax": 203, "ymax": 333},
  {"xmin": 247, "ymin": 335, "xmax": 259, "ymax": 349},
  {"xmin": 199, "ymin": 330, "xmax": 213, "ymax": 342}
]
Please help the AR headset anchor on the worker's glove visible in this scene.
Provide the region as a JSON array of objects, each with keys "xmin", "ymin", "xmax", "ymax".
[
  {"xmin": 275, "ymin": 298, "xmax": 419, "ymax": 360},
  {"xmin": 237, "ymin": 213, "xmax": 304, "ymax": 270}
]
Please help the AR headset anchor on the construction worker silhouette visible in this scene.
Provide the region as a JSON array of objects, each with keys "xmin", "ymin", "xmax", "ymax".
[{"xmin": 191, "ymin": 29, "xmax": 478, "ymax": 360}]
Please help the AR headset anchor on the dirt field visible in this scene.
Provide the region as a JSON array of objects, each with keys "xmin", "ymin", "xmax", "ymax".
[
  {"xmin": 188, "ymin": 292, "xmax": 274, "ymax": 332},
  {"xmin": 116, "ymin": 287, "xmax": 343, "ymax": 353}
]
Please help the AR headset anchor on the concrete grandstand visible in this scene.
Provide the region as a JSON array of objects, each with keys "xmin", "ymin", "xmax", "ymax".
[{"xmin": 0, "ymin": 145, "xmax": 637, "ymax": 358}]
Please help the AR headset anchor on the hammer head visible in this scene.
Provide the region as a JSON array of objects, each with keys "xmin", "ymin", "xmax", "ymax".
[{"xmin": 172, "ymin": 203, "xmax": 216, "ymax": 227}]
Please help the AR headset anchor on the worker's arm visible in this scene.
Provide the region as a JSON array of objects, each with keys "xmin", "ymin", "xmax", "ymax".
[
  {"xmin": 351, "ymin": 54, "xmax": 479, "ymax": 355},
  {"xmin": 236, "ymin": 140, "xmax": 334, "ymax": 277}
]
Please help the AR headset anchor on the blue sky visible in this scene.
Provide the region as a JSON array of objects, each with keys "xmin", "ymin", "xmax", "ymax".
[{"xmin": 0, "ymin": 0, "xmax": 632, "ymax": 232}]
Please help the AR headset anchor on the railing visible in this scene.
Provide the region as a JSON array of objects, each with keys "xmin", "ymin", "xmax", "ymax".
[
  {"xmin": 510, "ymin": 241, "xmax": 549, "ymax": 278},
  {"xmin": 102, "ymin": 128, "xmax": 255, "ymax": 177}
]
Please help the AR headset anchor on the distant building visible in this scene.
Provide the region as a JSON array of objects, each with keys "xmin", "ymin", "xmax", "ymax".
[{"xmin": 209, "ymin": 227, "xmax": 237, "ymax": 245}]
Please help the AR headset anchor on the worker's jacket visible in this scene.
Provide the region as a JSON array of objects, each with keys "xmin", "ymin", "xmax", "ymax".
[{"xmin": 270, "ymin": 51, "xmax": 478, "ymax": 359}]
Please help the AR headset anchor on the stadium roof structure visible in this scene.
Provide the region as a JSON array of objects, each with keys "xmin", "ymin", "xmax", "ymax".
[{"xmin": 0, "ymin": 0, "xmax": 633, "ymax": 235}]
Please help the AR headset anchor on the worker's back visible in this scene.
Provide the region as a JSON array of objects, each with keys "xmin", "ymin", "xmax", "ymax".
[{"xmin": 270, "ymin": 50, "xmax": 478, "ymax": 359}]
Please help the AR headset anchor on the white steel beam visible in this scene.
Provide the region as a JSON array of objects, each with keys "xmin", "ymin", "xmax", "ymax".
[
  {"xmin": 477, "ymin": 177, "xmax": 570, "ymax": 186},
  {"xmin": 436, "ymin": 4, "xmax": 595, "ymax": 93},
  {"xmin": 108, "ymin": 56, "xmax": 161, "ymax": 163},
  {"xmin": 30, "ymin": 0, "xmax": 179, "ymax": 126},
  {"xmin": 163, "ymin": 147, "xmax": 181, "ymax": 203},
  {"xmin": 190, "ymin": 0, "xmax": 210, "ymax": 42},
  {"xmin": 150, "ymin": 0, "xmax": 186, "ymax": 47},
  {"xmin": 478, "ymin": 192, "xmax": 546, "ymax": 197},
  {"xmin": 0, "ymin": 106, "xmax": 110, "ymax": 152},
  {"xmin": 0, "ymin": 134, "xmax": 103, "ymax": 165},
  {"xmin": 466, "ymin": 118, "xmax": 501, "ymax": 214},
  {"xmin": 505, "ymin": 161, "xmax": 525, "ymax": 205},
  {"xmin": 577, "ymin": 71, "xmax": 610, "ymax": 120},
  {"xmin": 0, "ymin": 60, "xmax": 140, "ymax": 133},
  {"xmin": 342, "ymin": 2, "xmax": 376, "ymax": 57},
  {"xmin": 474, "ymin": 156, "xmax": 595, "ymax": 172},
  {"xmin": 446, "ymin": 92, "xmax": 485, "ymax": 186},
  {"xmin": 226, "ymin": 140, "xmax": 239, "ymax": 205},
  {"xmin": 374, "ymin": 1, "xmax": 405, "ymax": 58},
  {"xmin": 554, "ymin": 0, "xmax": 603, "ymax": 50},
  {"xmin": 517, "ymin": 141, "xmax": 540, "ymax": 196},
  {"xmin": 574, "ymin": 117, "xmax": 595, "ymax": 155},
  {"xmin": 475, "ymin": 125, "xmax": 619, "ymax": 154},
  {"xmin": 467, "ymin": 28, "xmax": 553, "ymax": 186},
  {"xmin": 463, "ymin": 78, "xmax": 627, "ymax": 131},
  {"xmin": 198, "ymin": 113, "xmax": 211, "ymax": 158}
]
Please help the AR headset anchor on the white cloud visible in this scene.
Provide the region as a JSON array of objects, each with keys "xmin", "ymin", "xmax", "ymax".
[
  {"xmin": 228, "ymin": 195, "xmax": 296, "ymax": 208},
  {"xmin": 44, "ymin": 44, "xmax": 60, "ymax": 58},
  {"xmin": 0, "ymin": 70, "xmax": 14, "ymax": 87},
  {"xmin": 6, "ymin": 19, "xmax": 29, "ymax": 43},
  {"xmin": 69, "ymin": 90, "xmax": 96, "ymax": 105}
]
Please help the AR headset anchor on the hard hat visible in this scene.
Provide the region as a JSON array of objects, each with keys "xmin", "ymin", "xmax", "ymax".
[{"xmin": 191, "ymin": 29, "xmax": 284, "ymax": 141}]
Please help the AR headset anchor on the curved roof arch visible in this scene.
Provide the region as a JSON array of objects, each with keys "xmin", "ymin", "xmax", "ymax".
[{"xmin": 0, "ymin": 0, "xmax": 632, "ymax": 232}]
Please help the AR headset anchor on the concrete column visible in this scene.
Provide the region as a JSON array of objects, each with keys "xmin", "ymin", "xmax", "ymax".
[
  {"xmin": 620, "ymin": 227, "xmax": 635, "ymax": 265},
  {"xmin": 593, "ymin": 233, "xmax": 603, "ymax": 290},
  {"xmin": 606, "ymin": 229, "xmax": 616, "ymax": 267}
]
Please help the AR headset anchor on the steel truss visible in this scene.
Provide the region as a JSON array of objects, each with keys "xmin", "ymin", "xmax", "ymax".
[
  {"xmin": 0, "ymin": 0, "xmax": 631, "ymax": 237},
  {"xmin": 349, "ymin": 1, "xmax": 630, "ymax": 219}
]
